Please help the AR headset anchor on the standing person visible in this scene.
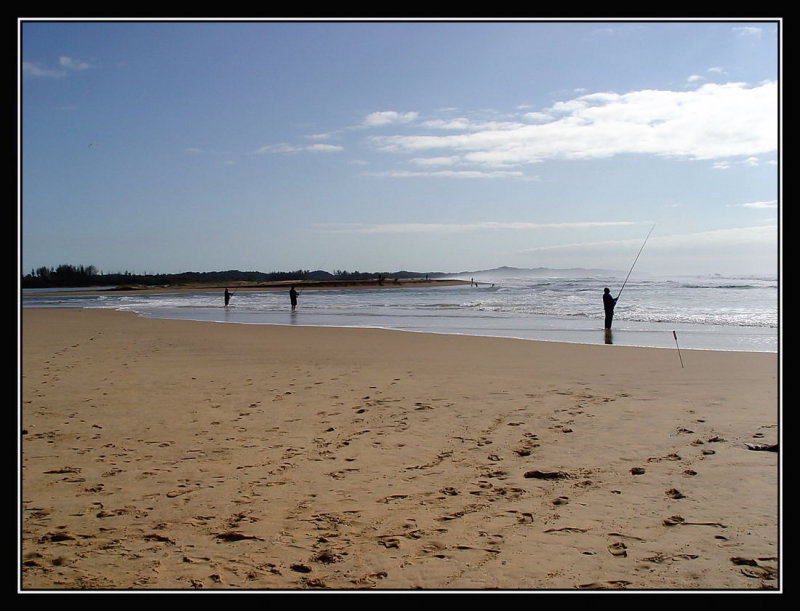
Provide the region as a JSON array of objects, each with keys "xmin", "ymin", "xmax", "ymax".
[
  {"xmin": 603, "ymin": 287, "xmax": 618, "ymax": 330},
  {"xmin": 289, "ymin": 286, "xmax": 298, "ymax": 312},
  {"xmin": 224, "ymin": 288, "xmax": 232, "ymax": 307}
]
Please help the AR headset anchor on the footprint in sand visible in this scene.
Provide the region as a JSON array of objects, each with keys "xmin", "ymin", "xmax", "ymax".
[
  {"xmin": 662, "ymin": 515, "xmax": 726, "ymax": 528},
  {"xmin": 608, "ymin": 542, "xmax": 628, "ymax": 557},
  {"xmin": 523, "ymin": 470, "xmax": 572, "ymax": 480},
  {"xmin": 214, "ymin": 531, "xmax": 263, "ymax": 542},
  {"xmin": 578, "ymin": 580, "xmax": 633, "ymax": 589},
  {"xmin": 730, "ymin": 557, "xmax": 778, "ymax": 581}
]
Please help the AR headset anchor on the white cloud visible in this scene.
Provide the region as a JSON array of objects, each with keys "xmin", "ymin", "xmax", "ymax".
[
  {"xmin": 23, "ymin": 56, "xmax": 94, "ymax": 78},
  {"xmin": 368, "ymin": 82, "xmax": 777, "ymax": 168},
  {"xmin": 409, "ymin": 156, "xmax": 459, "ymax": 166},
  {"xmin": 58, "ymin": 56, "xmax": 92, "ymax": 71},
  {"xmin": 729, "ymin": 200, "xmax": 778, "ymax": 209},
  {"xmin": 305, "ymin": 132, "xmax": 336, "ymax": 140},
  {"xmin": 420, "ymin": 118, "xmax": 473, "ymax": 130},
  {"xmin": 362, "ymin": 110, "xmax": 419, "ymax": 127},
  {"xmin": 649, "ymin": 225, "xmax": 777, "ymax": 251},
  {"xmin": 254, "ymin": 142, "xmax": 343, "ymax": 154},
  {"xmin": 523, "ymin": 225, "xmax": 775, "ymax": 251},
  {"xmin": 518, "ymin": 225, "xmax": 778, "ymax": 274},
  {"xmin": 305, "ymin": 143, "xmax": 344, "ymax": 153},
  {"xmin": 362, "ymin": 169, "xmax": 527, "ymax": 179},
  {"xmin": 22, "ymin": 61, "xmax": 66, "ymax": 78},
  {"xmin": 313, "ymin": 220, "xmax": 638, "ymax": 234},
  {"xmin": 421, "ymin": 118, "xmax": 525, "ymax": 131},
  {"xmin": 522, "ymin": 111, "xmax": 555, "ymax": 124},
  {"xmin": 524, "ymin": 225, "xmax": 776, "ymax": 259},
  {"xmin": 733, "ymin": 26, "xmax": 763, "ymax": 38}
]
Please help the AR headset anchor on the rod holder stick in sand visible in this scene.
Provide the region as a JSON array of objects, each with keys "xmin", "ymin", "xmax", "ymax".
[
  {"xmin": 673, "ymin": 330, "xmax": 684, "ymax": 368},
  {"xmin": 617, "ymin": 224, "xmax": 655, "ymax": 301}
]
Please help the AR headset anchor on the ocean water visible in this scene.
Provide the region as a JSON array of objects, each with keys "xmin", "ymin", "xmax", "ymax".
[{"xmin": 22, "ymin": 269, "xmax": 779, "ymax": 353}]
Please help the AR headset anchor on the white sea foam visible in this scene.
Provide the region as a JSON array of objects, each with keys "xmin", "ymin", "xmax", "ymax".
[{"xmin": 22, "ymin": 270, "xmax": 778, "ymax": 352}]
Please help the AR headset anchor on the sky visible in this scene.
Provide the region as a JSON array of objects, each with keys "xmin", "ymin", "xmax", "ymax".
[{"xmin": 19, "ymin": 18, "xmax": 780, "ymax": 277}]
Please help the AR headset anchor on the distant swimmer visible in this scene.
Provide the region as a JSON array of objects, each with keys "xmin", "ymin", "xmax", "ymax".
[
  {"xmin": 224, "ymin": 288, "xmax": 232, "ymax": 307},
  {"xmin": 289, "ymin": 286, "xmax": 298, "ymax": 312},
  {"xmin": 603, "ymin": 287, "xmax": 618, "ymax": 330}
]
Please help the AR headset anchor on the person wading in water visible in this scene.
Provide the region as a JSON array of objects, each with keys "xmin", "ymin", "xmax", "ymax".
[{"xmin": 603, "ymin": 287, "xmax": 618, "ymax": 330}]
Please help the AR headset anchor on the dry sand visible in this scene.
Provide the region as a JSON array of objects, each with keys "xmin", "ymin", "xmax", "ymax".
[{"xmin": 20, "ymin": 308, "xmax": 780, "ymax": 591}]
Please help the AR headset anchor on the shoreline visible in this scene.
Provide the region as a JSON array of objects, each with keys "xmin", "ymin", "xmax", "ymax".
[
  {"xmin": 119, "ymin": 308, "xmax": 780, "ymax": 355},
  {"xmin": 22, "ymin": 278, "xmax": 474, "ymax": 298},
  {"xmin": 20, "ymin": 308, "xmax": 780, "ymax": 591},
  {"xmin": 21, "ymin": 276, "xmax": 778, "ymax": 354},
  {"xmin": 132, "ymin": 316, "xmax": 777, "ymax": 355}
]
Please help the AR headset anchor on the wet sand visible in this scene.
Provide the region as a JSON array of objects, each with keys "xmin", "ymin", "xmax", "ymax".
[{"xmin": 20, "ymin": 308, "xmax": 780, "ymax": 591}]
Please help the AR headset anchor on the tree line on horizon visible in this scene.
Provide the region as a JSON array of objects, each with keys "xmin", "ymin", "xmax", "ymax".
[{"xmin": 21, "ymin": 264, "xmax": 446, "ymax": 288}]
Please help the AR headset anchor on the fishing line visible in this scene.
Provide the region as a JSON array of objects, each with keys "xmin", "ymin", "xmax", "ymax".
[
  {"xmin": 297, "ymin": 259, "xmax": 328, "ymax": 295},
  {"xmin": 617, "ymin": 224, "xmax": 655, "ymax": 301}
]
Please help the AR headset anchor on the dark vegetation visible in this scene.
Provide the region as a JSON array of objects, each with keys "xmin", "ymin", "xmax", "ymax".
[{"xmin": 22, "ymin": 264, "xmax": 448, "ymax": 289}]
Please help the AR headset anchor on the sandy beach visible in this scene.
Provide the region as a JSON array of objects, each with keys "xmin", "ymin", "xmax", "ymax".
[{"xmin": 20, "ymin": 308, "xmax": 780, "ymax": 591}]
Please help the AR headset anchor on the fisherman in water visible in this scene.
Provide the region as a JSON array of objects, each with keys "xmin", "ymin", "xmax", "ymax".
[
  {"xmin": 603, "ymin": 287, "xmax": 618, "ymax": 330},
  {"xmin": 224, "ymin": 288, "xmax": 232, "ymax": 307},
  {"xmin": 289, "ymin": 286, "xmax": 298, "ymax": 312}
]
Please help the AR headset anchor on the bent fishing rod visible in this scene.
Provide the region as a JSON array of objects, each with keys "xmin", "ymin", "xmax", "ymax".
[{"xmin": 617, "ymin": 224, "xmax": 655, "ymax": 301}]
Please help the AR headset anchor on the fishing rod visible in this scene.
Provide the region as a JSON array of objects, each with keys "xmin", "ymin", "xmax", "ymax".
[
  {"xmin": 617, "ymin": 224, "xmax": 655, "ymax": 301},
  {"xmin": 292, "ymin": 260, "xmax": 329, "ymax": 308},
  {"xmin": 297, "ymin": 259, "xmax": 329, "ymax": 295}
]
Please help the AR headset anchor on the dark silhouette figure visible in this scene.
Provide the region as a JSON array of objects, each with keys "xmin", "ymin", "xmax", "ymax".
[
  {"xmin": 224, "ymin": 288, "xmax": 232, "ymax": 307},
  {"xmin": 603, "ymin": 287, "xmax": 618, "ymax": 329},
  {"xmin": 289, "ymin": 286, "xmax": 298, "ymax": 311}
]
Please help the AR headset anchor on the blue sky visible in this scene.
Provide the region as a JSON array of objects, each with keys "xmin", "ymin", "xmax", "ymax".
[{"xmin": 20, "ymin": 19, "xmax": 780, "ymax": 276}]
